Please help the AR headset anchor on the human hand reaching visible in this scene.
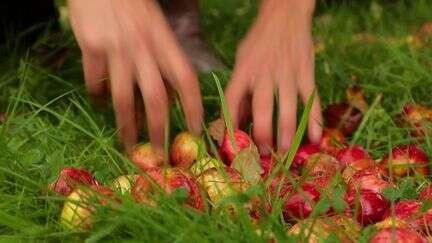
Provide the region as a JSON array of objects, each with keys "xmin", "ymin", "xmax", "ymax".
[
  {"xmin": 225, "ymin": 0, "xmax": 322, "ymax": 155},
  {"xmin": 68, "ymin": 0, "xmax": 203, "ymax": 153}
]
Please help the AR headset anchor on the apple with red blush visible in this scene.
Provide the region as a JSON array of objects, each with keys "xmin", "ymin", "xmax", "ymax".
[
  {"xmin": 380, "ymin": 145, "xmax": 429, "ymax": 178},
  {"xmin": 336, "ymin": 145, "xmax": 371, "ymax": 168},
  {"xmin": 370, "ymin": 228, "xmax": 427, "ymax": 243},
  {"xmin": 220, "ymin": 129, "xmax": 252, "ymax": 165},
  {"xmin": 128, "ymin": 143, "xmax": 164, "ymax": 171},
  {"xmin": 49, "ymin": 167, "xmax": 99, "ymax": 196},
  {"xmin": 324, "ymin": 102, "xmax": 363, "ymax": 136},
  {"xmin": 344, "ymin": 189, "xmax": 390, "ymax": 225},
  {"xmin": 320, "ymin": 128, "xmax": 347, "ymax": 155}
]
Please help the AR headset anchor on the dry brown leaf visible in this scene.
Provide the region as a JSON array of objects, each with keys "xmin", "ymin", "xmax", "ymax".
[{"xmin": 208, "ymin": 118, "xmax": 225, "ymax": 145}]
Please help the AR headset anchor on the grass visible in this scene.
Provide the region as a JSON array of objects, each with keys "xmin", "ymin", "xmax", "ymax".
[{"xmin": 1, "ymin": 0, "xmax": 432, "ymax": 242}]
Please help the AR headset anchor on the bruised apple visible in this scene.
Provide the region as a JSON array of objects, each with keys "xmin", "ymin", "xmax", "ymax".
[
  {"xmin": 288, "ymin": 216, "xmax": 361, "ymax": 243},
  {"xmin": 291, "ymin": 144, "xmax": 321, "ymax": 171},
  {"xmin": 324, "ymin": 102, "xmax": 363, "ymax": 136},
  {"xmin": 49, "ymin": 167, "xmax": 98, "ymax": 196},
  {"xmin": 336, "ymin": 145, "xmax": 371, "ymax": 168},
  {"xmin": 342, "ymin": 159, "xmax": 376, "ymax": 183},
  {"xmin": 380, "ymin": 145, "xmax": 429, "ymax": 178},
  {"xmin": 347, "ymin": 168, "xmax": 391, "ymax": 194},
  {"xmin": 129, "ymin": 143, "xmax": 164, "ymax": 171},
  {"xmin": 302, "ymin": 153, "xmax": 342, "ymax": 178},
  {"xmin": 344, "ymin": 189, "xmax": 389, "ymax": 225},
  {"xmin": 111, "ymin": 175, "xmax": 138, "ymax": 194},
  {"xmin": 283, "ymin": 183, "xmax": 321, "ymax": 222},
  {"xmin": 131, "ymin": 168, "xmax": 203, "ymax": 210},
  {"xmin": 220, "ymin": 129, "xmax": 252, "ymax": 165},
  {"xmin": 320, "ymin": 128, "xmax": 347, "ymax": 155},
  {"xmin": 170, "ymin": 132, "xmax": 202, "ymax": 168},
  {"xmin": 190, "ymin": 157, "xmax": 224, "ymax": 178},
  {"xmin": 370, "ymin": 228, "xmax": 427, "ymax": 243}
]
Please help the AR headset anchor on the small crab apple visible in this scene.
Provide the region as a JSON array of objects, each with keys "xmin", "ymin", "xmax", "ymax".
[
  {"xmin": 197, "ymin": 167, "xmax": 249, "ymax": 205},
  {"xmin": 288, "ymin": 216, "xmax": 361, "ymax": 243},
  {"xmin": 190, "ymin": 157, "xmax": 224, "ymax": 178},
  {"xmin": 320, "ymin": 128, "xmax": 347, "ymax": 155},
  {"xmin": 336, "ymin": 145, "xmax": 371, "ymax": 168},
  {"xmin": 128, "ymin": 143, "xmax": 164, "ymax": 171},
  {"xmin": 380, "ymin": 145, "xmax": 429, "ymax": 178},
  {"xmin": 400, "ymin": 104, "xmax": 432, "ymax": 138},
  {"xmin": 419, "ymin": 185, "xmax": 432, "ymax": 200},
  {"xmin": 170, "ymin": 132, "xmax": 203, "ymax": 168},
  {"xmin": 111, "ymin": 175, "xmax": 138, "ymax": 194},
  {"xmin": 344, "ymin": 189, "xmax": 390, "ymax": 226},
  {"xmin": 283, "ymin": 183, "xmax": 321, "ymax": 222},
  {"xmin": 220, "ymin": 129, "xmax": 252, "ymax": 165},
  {"xmin": 291, "ymin": 144, "xmax": 321, "ymax": 171},
  {"xmin": 347, "ymin": 169, "xmax": 391, "ymax": 194},
  {"xmin": 342, "ymin": 159, "xmax": 377, "ymax": 183},
  {"xmin": 49, "ymin": 167, "xmax": 98, "ymax": 196},
  {"xmin": 324, "ymin": 102, "xmax": 363, "ymax": 136},
  {"xmin": 370, "ymin": 228, "xmax": 427, "ymax": 243},
  {"xmin": 302, "ymin": 153, "xmax": 342, "ymax": 178},
  {"xmin": 132, "ymin": 168, "xmax": 204, "ymax": 210}
]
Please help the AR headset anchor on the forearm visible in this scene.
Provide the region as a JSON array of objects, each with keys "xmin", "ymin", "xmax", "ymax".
[{"xmin": 258, "ymin": 0, "xmax": 315, "ymax": 25}]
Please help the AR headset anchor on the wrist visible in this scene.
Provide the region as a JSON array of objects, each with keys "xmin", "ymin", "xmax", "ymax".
[{"xmin": 259, "ymin": 0, "xmax": 315, "ymax": 21}]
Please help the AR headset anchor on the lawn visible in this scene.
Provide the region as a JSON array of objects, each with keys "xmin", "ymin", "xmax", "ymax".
[{"xmin": 1, "ymin": 0, "xmax": 432, "ymax": 242}]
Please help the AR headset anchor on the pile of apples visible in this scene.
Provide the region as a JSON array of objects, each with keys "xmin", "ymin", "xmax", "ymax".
[{"xmin": 48, "ymin": 92, "xmax": 432, "ymax": 242}]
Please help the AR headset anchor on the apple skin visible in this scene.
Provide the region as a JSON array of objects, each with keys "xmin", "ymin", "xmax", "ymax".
[
  {"xmin": 419, "ymin": 185, "xmax": 432, "ymax": 200},
  {"xmin": 283, "ymin": 183, "xmax": 321, "ymax": 222},
  {"xmin": 288, "ymin": 216, "xmax": 361, "ymax": 243},
  {"xmin": 260, "ymin": 155, "xmax": 276, "ymax": 179},
  {"xmin": 319, "ymin": 128, "xmax": 347, "ymax": 156},
  {"xmin": 128, "ymin": 143, "xmax": 164, "ymax": 171},
  {"xmin": 380, "ymin": 145, "xmax": 429, "ymax": 178},
  {"xmin": 49, "ymin": 167, "xmax": 98, "ymax": 196},
  {"xmin": 347, "ymin": 168, "xmax": 391, "ymax": 194},
  {"xmin": 291, "ymin": 144, "xmax": 321, "ymax": 171},
  {"xmin": 190, "ymin": 157, "xmax": 224, "ymax": 178},
  {"xmin": 400, "ymin": 104, "xmax": 432, "ymax": 138},
  {"xmin": 336, "ymin": 145, "xmax": 371, "ymax": 168},
  {"xmin": 344, "ymin": 189, "xmax": 390, "ymax": 226},
  {"xmin": 111, "ymin": 175, "xmax": 138, "ymax": 194},
  {"xmin": 324, "ymin": 102, "xmax": 363, "ymax": 136},
  {"xmin": 342, "ymin": 159, "xmax": 377, "ymax": 183},
  {"xmin": 170, "ymin": 132, "xmax": 201, "ymax": 168},
  {"xmin": 302, "ymin": 153, "xmax": 342, "ymax": 178},
  {"xmin": 219, "ymin": 129, "xmax": 252, "ymax": 165},
  {"xmin": 131, "ymin": 168, "xmax": 204, "ymax": 210},
  {"xmin": 370, "ymin": 228, "xmax": 427, "ymax": 243}
]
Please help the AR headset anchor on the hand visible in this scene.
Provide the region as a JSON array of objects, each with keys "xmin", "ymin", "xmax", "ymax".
[
  {"xmin": 225, "ymin": 0, "xmax": 322, "ymax": 155},
  {"xmin": 68, "ymin": 0, "xmax": 203, "ymax": 153}
]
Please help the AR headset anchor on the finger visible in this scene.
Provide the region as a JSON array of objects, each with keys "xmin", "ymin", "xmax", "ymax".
[
  {"xmin": 278, "ymin": 75, "xmax": 298, "ymax": 155},
  {"xmin": 82, "ymin": 52, "xmax": 107, "ymax": 102},
  {"xmin": 135, "ymin": 49, "xmax": 169, "ymax": 151},
  {"xmin": 297, "ymin": 50, "xmax": 323, "ymax": 144},
  {"xmin": 252, "ymin": 78, "xmax": 274, "ymax": 155},
  {"xmin": 225, "ymin": 65, "xmax": 250, "ymax": 128}
]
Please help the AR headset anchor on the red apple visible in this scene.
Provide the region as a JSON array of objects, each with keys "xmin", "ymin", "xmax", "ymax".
[
  {"xmin": 336, "ymin": 145, "xmax": 371, "ymax": 168},
  {"xmin": 131, "ymin": 168, "xmax": 204, "ymax": 210},
  {"xmin": 220, "ymin": 129, "xmax": 252, "ymax": 165},
  {"xmin": 302, "ymin": 153, "xmax": 342, "ymax": 178},
  {"xmin": 344, "ymin": 189, "xmax": 390, "ymax": 225},
  {"xmin": 260, "ymin": 155, "xmax": 276, "ymax": 179},
  {"xmin": 382, "ymin": 199, "xmax": 432, "ymax": 233},
  {"xmin": 128, "ymin": 143, "xmax": 164, "ymax": 171},
  {"xmin": 320, "ymin": 128, "xmax": 347, "ymax": 155},
  {"xmin": 380, "ymin": 145, "xmax": 429, "ymax": 178},
  {"xmin": 268, "ymin": 174, "xmax": 295, "ymax": 199},
  {"xmin": 324, "ymin": 102, "xmax": 363, "ymax": 136},
  {"xmin": 170, "ymin": 132, "xmax": 202, "ymax": 168},
  {"xmin": 291, "ymin": 144, "xmax": 321, "ymax": 171},
  {"xmin": 283, "ymin": 183, "xmax": 321, "ymax": 222},
  {"xmin": 49, "ymin": 167, "xmax": 98, "ymax": 196},
  {"xmin": 342, "ymin": 159, "xmax": 377, "ymax": 183},
  {"xmin": 400, "ymin": 104, "xmax": 432, "ymax": 138},
  {"xmin": 370, "ymin": 228, "xmax": 427, "ymax": 243},
  {"xmin": 419, "ymin": 185, "xmax": 432, "ymax": 200},
  {"xmin": 347, "ymin": 168, "xmax": 391, "ymax": 194}
]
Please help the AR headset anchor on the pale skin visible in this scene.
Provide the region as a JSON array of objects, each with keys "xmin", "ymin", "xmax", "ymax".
[{"xmin": 68, "ymin": 0, "xmax": 322, "ymax": 155}]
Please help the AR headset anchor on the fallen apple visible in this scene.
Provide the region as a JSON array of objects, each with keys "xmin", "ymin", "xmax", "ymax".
[
  {"xmin": 302, "ymin": 152, "xmax": 342, "ymax": 178},
  {"xmin": 128, "ymin": 143, "xmax": 164, "ymax": 171},
  {"xmin": 49, "ymin": 167, "xmax": 98, "ymax": 196},
  {"xmin": 132, "ymin": 168, "xmax": 204, "ymax": 210},
  {"xmin": 370, "ymin": 228, "xmax": 427, "ymax": 243},
  {"xmin": 111, "ymin": 175, "xmax": 138, "ymax": 194},
  {"xmin": 382, "ymin": 199, "xmax": 432, "ymax": 233},
  {"xmin": 347, "ymin": 168, "xmax": 391, "ymax": 194},
  {"xmin": 324, "ymin": 102, "xmax": 363, "ymax": 136},
  {"xmin": 260, "ymin": 154, "xmax": 276, "ymax": 179},
  {"xmin": 220, "ymin": 129, "xmax": 252, "ymax": 165},
  {"xmin": 380, "ymin": 145, "xmax": 429, "ymax": 178},
  {"xmin": 342, "ymin": 159, "xmax": 377, "ymax": 183},
  {"xmin": 344, "ymin": 189, "xmax": 389, "ymax": 225},
  {"xmin": 320, "ymin": 128, "xmax": 347, "ymax": 156},
  {"xmin": 336, "ymin": 145, "xmax": 371, "ymax": 168},
  {"xmin": 419, "ymin": 185, "xmax": 432, "ymax": 200},
  {"xmin": 190, "ymin": 157, "xmax": 224, "ymax": 178},
  {"xmin": 374, "ymin": 217, "xmax": 408, "ymax": 230},
  {"xmin": 170, "ymin": 132, "xmax": 202, "ymax": 168},
  {"xmin": 291, "ymin": 144, "xmax": 321, "ymax": 171},
  {"xmin": 283, "ymin": 183, "xmax": 321, "ymax": 222},
  {"xmin": 400, "ymin": 104, "xmax": 432, "ymax": 138}
]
